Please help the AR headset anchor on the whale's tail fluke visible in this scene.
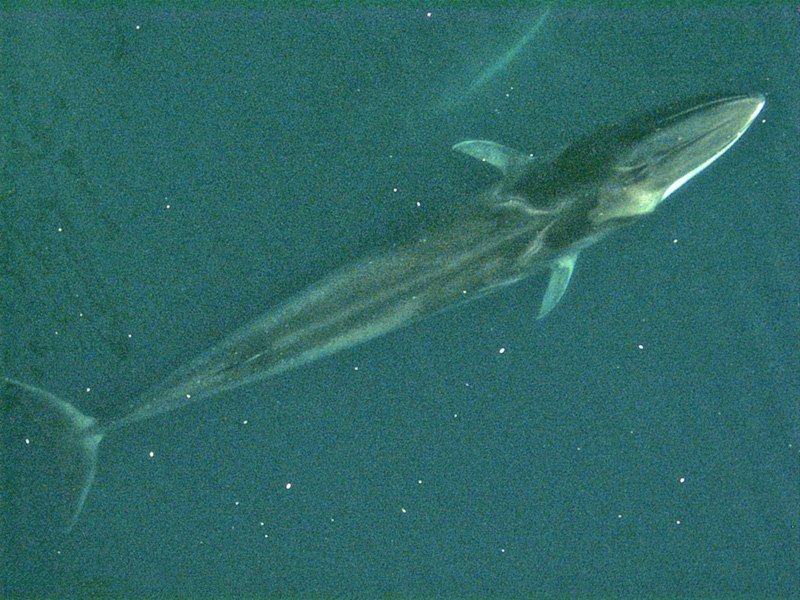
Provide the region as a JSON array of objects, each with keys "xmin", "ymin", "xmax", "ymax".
[{"xmin": 2, "ymin": 377, "xmax": 103, "ymax": 532}]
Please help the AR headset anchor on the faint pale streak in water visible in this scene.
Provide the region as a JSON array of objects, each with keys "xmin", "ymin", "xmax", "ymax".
[{"xmin": 432, "ymin": 4, "xmax": 552, "ymax": 115}]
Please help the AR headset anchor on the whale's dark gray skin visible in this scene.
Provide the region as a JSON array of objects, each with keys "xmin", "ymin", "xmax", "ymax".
[{"xmin": 1, "ymin": 93, "xmax": 765, "ymax": 531}]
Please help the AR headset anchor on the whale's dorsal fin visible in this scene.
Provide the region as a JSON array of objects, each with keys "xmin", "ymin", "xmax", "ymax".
[{"xmin": 453, "ymin": 140, "xmax": 534, "ymax": 178}]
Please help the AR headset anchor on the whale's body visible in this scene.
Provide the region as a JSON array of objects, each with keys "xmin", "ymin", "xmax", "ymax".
[{"xmin": 2, "ymin": 93, "xmax": 765, "ymax": 531}]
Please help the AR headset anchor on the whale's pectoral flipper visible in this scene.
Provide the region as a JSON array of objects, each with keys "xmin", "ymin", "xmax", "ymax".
[
  {"xmin": 2, "ymin": 377, "xmax": 103, "ymax": 532},
  {"xmin": 453, "ymin": 140, "xmax": 534, "ymax": 177},
  {"xmin": 538, "ymin": 252, "xmax": 578, "ymax": 319}
]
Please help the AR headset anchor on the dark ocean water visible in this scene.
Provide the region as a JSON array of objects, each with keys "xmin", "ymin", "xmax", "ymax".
[{"xmin": 2, "ymin": 5, "xmax": 798, "ymax": 599}]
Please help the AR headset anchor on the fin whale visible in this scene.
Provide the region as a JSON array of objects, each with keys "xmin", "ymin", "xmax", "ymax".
[{"xmin": 2, "ymin": 93, "xmax": 765, "ymax": 531}]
